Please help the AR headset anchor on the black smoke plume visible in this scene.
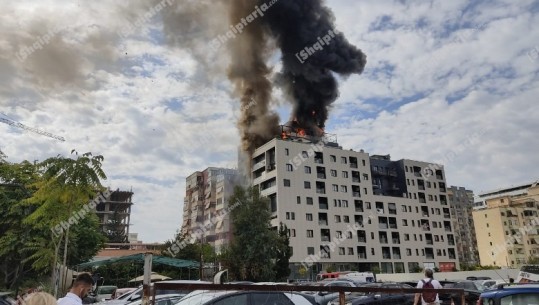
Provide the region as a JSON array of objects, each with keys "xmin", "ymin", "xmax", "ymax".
[{"xmin": 259, "ymin": 0, "xmax": 367, "ymax": 131}]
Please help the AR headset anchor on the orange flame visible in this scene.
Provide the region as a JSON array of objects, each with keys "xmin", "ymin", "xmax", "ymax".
[{"xmin": 297, "ymin": 128, "xmax": 306, "ymax": 137}]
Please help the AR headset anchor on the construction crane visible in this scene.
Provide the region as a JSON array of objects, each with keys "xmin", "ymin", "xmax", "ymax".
[{"xmin": 0, "ymin": 114, "xmax": 65, "ymax": 142}]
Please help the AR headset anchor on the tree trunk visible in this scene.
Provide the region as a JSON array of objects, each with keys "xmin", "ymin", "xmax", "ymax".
[
  {"xmin": 61, "ymin": 225, "xmax": 70, "ymax": 295},
  {"xmin": 51, "ymin": 233, "xmax": 62, "ymax": 298}
]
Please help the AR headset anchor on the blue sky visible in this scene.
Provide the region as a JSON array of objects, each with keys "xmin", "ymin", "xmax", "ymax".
[{"xmin": 1, "ymin": 0, "xmax": 538, "ymax": 243}]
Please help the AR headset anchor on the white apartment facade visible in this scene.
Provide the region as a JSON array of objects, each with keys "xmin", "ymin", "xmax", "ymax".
[{"xmin": 251, "ymin": 136, "xmax": 459, "ymax": 277}]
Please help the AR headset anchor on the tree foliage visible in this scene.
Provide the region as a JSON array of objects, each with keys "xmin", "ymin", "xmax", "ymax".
[
  {"xmin": 222, "ymin": 186, "xmax": 291, "ymax": 282},
  {"xmin": 0, "ymin": 151, "xmax": 108, "ymax": 290}
]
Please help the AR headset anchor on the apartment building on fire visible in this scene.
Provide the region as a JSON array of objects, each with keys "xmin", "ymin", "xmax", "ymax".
[{"xmin": 251, "ymin": 126, "xmax": 459, "ymax": 276}]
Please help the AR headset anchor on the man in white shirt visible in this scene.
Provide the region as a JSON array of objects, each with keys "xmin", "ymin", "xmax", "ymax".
[
  {"xmin": 57, "ymin": 273, "xmax": 95, "ymax": 305},
  {"xmin": 414, "ymin": 268, "xmax": 443, "ymax": 305}
]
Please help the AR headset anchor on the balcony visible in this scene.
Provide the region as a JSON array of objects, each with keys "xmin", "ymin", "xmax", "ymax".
[
  {"xmin": 252, "ymin": 160, "xmax": 266, "ymax": 171},
  {"xmin": 319, "ymin": 203, "xmax": 328, "ymax": 210},
  {"xmin": 319, "ymin": 220, "xmax": 328, "ymax": 226},
  {"xmin": 352, "ymin": 177, "xmax": 360, "ymax": 183},
  {"xmin": 444, "ymin": 213, "xmax": 451, "ymax": 219},
  {"xmin": 426, "ymin": 254, "xmax": 435, "ymax": 259},
  {"xmin": 358, "ymin": 237, "xmax": 366, "ymax": 243},
  {"xmin": 445, "ymin": 227, "xmax": 452, "ymax": 232},
  {"xmin": 379, "ymin": 224, "xmax": 388, "ymax": 229},
  {"xmin": 440, "ymin": 187, "xmax": 446, "ymax": 192},
  {"xmin": 321, "ymin": 236, "xmax": 330, "ymax": 242},
  {"xmin": 350, "ymin": 163, "xmax": 358, "ymax": 168},
  {"xmin": 358, "ymin": 253, "xmax": 367, "ymax": 259},
  {"xmin": 419, "ymin": 198, "xmax": 426, "ymax": 203},
  {"xmin": 426, "ymin": 239, "xmax": 433, "ymax": 245},
  {"xmin": 352, "ymin": 192, "xmax": 361, "ymax": 198},
  {"xmin": 418, "ymin": 185, "xmax": 425, "ymax": 190},
  {"xmin": 355, "ymin": 207, "xmax": 364, "ymax": 213},
  {"xmin": 392, "ymin": 239, "xmax": 401, "ymax": 244},
  {"xmin": 317, "ymin": 173, "xmax": 326, "ymax": 179},
  {"xmin": 316, "ymin": 188, "xmax": 326, "ymax": 194}
]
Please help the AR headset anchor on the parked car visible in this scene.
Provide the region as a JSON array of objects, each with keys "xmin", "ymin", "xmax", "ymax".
[
  {"xmin": 126, "ymin": 294, "xmax": 185, "ymax": 305},
  {"xmin": 439, "ymin": 280, "xmax": 483, "ymax": 305},
  {"xmin": 96, "ymin": 286, "xmax": 118, "ymax": 302},
  {"xmin": 477, "ymin": 283, "xmax": 539, "ymax": 304},
  {"xmin": 0, "ymin": 292, "xmax": 15, "ymax": 305},
  {"xmin": 173, "ymin": 290, "xmax": 316, "ymax": 305},
  {"xmin": 97, "ymin": 280, "xmax": 212, "ymax": 305},
  {"xmin": 306, "ymin": 280, "xmax": 357, "ymax": 305},
  {"xmin": 328, "ymin": 282, "xmax": 415, "ymax": 305},
  {"xmin": 113, "ymin": 288, "xmax": 137, "ymax": 299}
]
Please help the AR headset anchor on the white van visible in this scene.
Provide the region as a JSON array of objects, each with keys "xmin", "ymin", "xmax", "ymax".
[{"xmin": 338, "ymin": 272, "xmax": 375, "ymax": 283}]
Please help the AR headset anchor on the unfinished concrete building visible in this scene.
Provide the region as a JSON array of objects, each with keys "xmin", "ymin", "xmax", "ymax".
[{"xmin": 95, "ymin": 189, "xmax": 134, "ymax": 239}]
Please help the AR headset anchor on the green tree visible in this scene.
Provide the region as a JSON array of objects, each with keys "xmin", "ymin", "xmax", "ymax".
[
  {"xmin": 0, "ymin": 159, "xmax": 41, "ymax": 290},
  {"xmin": 23, "ymin": 150, "xmax": 106, "ymax": 295},
  {"xmin": 273, "ymin": 223, "xmax": 292, "ymax": 281},
  {"xmin": 225, "ymin": 186, "xmax": 278, "ymax": 281}
]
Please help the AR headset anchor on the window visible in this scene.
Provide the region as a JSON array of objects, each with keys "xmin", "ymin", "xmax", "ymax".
[
  {"xmin": 213, "ymin": 294, "xmax": 248, "ymax": 305},
  {"xmin": 342, "ymin": 171, "xmax": 348, "ymax": 178},
  {"xmin": 406, "ymin": 248, "xmax": 412, "ymax": 256},
  {"xmin": 330, "ymin": 155, "xmax": 336, "ymax": 162},
  {"xmin": 341, "ymin": 185, "xmax": 347, "ymax": 192},
  {"xmin": 348, "ymin": 247, "xmax": 354, "ymax": 255},
  {"xmin": 307, "ymin": 230, "xmax": 313, "ymax": 238},
  {"xmin": 297, "ymin": 196, "xmax": 301, "ymax": 204},
  {"xmin": 402, "ymin": 219, "xmax": 408, "ymax": 226},
  {"xmin": 404, "ymin": 234, "xmax": 410, "ymax": 241},
  {"xmin": 284, "ymin": 179, "xmax": 290, "ymax": 187},
  {"xmin": 371, "ymin": 248, "xmax": 375, "ymax": 255},
  {"xmin": 304, "ymin": 166, "xmax": 311, "ymax": 174},
  {"xmin": 364, "ymin": 187, "xmax": 368, "ymax": 194},
  {"xmin": 341, "ymin": 157, "xmax": 347, "ymax": 164},
  {"xmin": 343, "ymin": 215, "xmax": 350, "ymax": 223},
  {"xmin": 302, "ymin": 151, "xmax": 308, "ymax": 158},
  {"xmin": 286, "ymin": 164, "xmax": 293, "ymax": 171},
  {"xmin": 342, "ymin": 200, "xmax": 349, "ymax": 208},
  {"xmin": 402, "ymin": 205, "xmax": 407, "ymax": 212},
  {"xmin": 306, "ymin": 213, "xmax": 313, "ymax": 221},
  {"xmin": 288, "ymin": 229, "xmax": 296, "ymax": 237},
  {"xmin": 304, "ymin": 181, "xmax": 311, "ymax": 189},
  {"xmin": 347, "ymin": 231, "xmax": 353, "ymax": 239},
  {"xmin": 330, "ymin": 169, "xmax": 337, "ymax": 177},
  {"xmin": 285, "ymin": 148, "xmax": 289, "ymax": 156},
  {"xmin": 306, "ymin": 197, "xmax": 313, "ymax": 205},
  {"xmin": 335, "ymin": 215, "xmax": 341, "ymax": 223},
  {"xmin": 363, "ymin": 173, "xmax": 369, "ymax": 180},
  {"xmin": 332, "ymin": 184, "xmax": 339, "ymax": 192},
  {"xmin": 307, "ymin": 247, "xmax": 315, "ymax": 255},
  {"xmin": 336, "ymin": 231, "xmax": 343, "ymax": 238},
  {"xmin": 252, "ymin": 293, "xmax": 294, "ymax": 305},
  {"xmin": 366, "ymin": 202, "xmax": 371, "ymax": 209},
  {"xmin": 339, "ymin": 247, "xmax": 345, "ymax": 255},
  {"xmin": 291, "ymin": 212, "xmax": 295, "ymax": 220},
  {"xmin": 286, "ymin": 212, "xmax": 290, "ymax": 220}
]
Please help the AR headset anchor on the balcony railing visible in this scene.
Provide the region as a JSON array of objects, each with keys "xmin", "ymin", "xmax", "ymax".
[
  {"xmin": 321, "ymin": 236, "xmax": 330, "ymax": 242},
  {"xmin": 317, "ymin": 173, "xmax": 326, "ymax": 179},
  {"xmin": 319, "ymin": 220, "xmax": 328, "ymax": 226},
  {"xmin": 389, "ymin": 224, "xmax": 397, "ymax": 229},
  {"xmin": 418, "ymin": 185, "xmax": 425, "ymax": 190},
  {"xmin": 355, "ymin": 207, "xmax": 364, "ymax": 212},
  {"xmin": 445, "ymin": 227, "xmax": 452, "ymax": 232},
  {"xmin": 419, "ymin": 198, "xmax": 426, "ymax": 203},
  {"xmin": 382, "ymin": 253, "xmax": 391, "ymax": 259},
  {"xmin": 316, "ymin": 188, "xmax": 326, "ymax": 194},
  {"xmin": 426, "ymin": 255, "xmax": 435, "ymax": 259},
  {"xmin": 358, "ymin": 237, "xmax": 366, "ymax": 243},
  {"xmin": 379, "ymin": 224, "xmax": 388, "ymax": 229},
  {"xmin": 358, "ymin": 253, "xmax": 367, "ymax": 259},
  {"xmin": 350, "ymin": 163, "xmax": 358, "ymax": 168},
  {"xmin": 444, "ymin": 213, "xmax": 451, "ymax": 218},
  {"xmin": 352, "ymin": 192, "xmax": 361, "ymax": 197},
  {"xmin": 352, "ymin": 177, "xmax": 360, "ymax": 183},
  {"xmin": 436, "ymin": 175, "xmax": 443, "ymax": 180}
]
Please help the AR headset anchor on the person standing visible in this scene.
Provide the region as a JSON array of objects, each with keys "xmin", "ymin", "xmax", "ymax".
[
  {"xmin": 57, "ymin": 273, "xmax": 95, "ymax": 305},
  {"xmin": 414, "ymin": 268, "xmax": 443, "ymax": 305}
]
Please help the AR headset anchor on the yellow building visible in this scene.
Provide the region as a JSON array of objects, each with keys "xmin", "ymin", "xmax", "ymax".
[{"xmin": 473, "ymin": 182, "xmax": 539, "ymax": 267}]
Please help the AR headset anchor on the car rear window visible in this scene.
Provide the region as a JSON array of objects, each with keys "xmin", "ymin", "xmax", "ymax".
[{"xmin": 500, "ymin": 293, "xmax": 539, "ymax": 305}]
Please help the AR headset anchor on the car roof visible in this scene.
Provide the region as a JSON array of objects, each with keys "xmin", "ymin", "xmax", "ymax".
[{"xmin": 480, "ymin": 284, "xmax": 539, "ymax": 297}]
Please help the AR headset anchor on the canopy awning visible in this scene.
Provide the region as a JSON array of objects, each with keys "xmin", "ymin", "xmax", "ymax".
[{"xmin": 76, "ymin": 254, "xmax": 200, "ymax": 269}]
